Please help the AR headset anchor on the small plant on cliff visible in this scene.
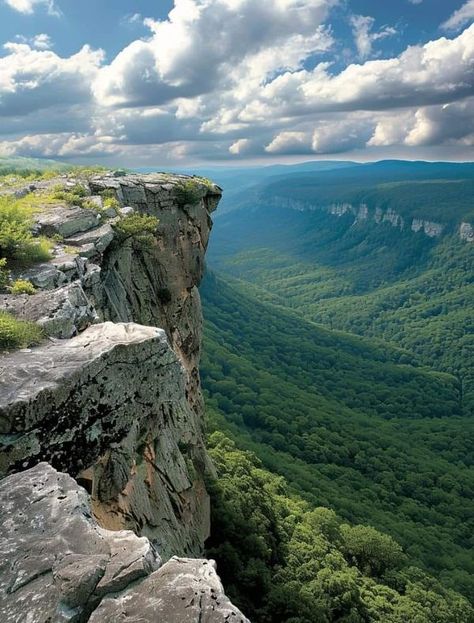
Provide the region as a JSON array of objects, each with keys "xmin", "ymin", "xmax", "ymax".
[
  {"xmin": 103, "ymin": 196, "xmax": 120, "ymax": 213},
  {"xmin": 10, "ymin": 279, "xmax": 36, "ymax": 295},
  {"xmin": 51, "ymin": 183, "xmax": 89, "ymax": 208},
  {"xmin": 0, "ymin": 258, "xmax": 9, "ymax": 291},
  {"xmin": 175, "ymin": 179, "xmax": 206, "ymax": 205},
  {"xmin": 113, "ymin": 213, "xmax": 159, "ymax": 245},
  {"xmin": 0, "ymin": 311, "xmax": 43, "ymax": 351},
  {"xmin": 0, "ymin": 196, "xmax": 53, "ymax": 266}
]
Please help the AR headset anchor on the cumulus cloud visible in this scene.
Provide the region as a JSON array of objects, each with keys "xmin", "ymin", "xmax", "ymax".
[
  {"xmin": 229, "ymin": 138, "xmax": 253, "ymax": 155},
  {"xmin": 350, "ymin": 15, "xmax": 396, "ymax": 60},
  {"xmin": 94, "ymin": 0, "xmax": 337, "ymax": 107},
  {"xmin": 0, "ymin": 42, "xmax": 103, "ymax": 116},
  {"xmin": 0, "ymin": 132, "xmax": 120, "ymax": 159},
  {"xmin": 1, "ymin": 0, "xmax": 474, "ymax": 161},
  {"xmin": 265, "ymin": 131, "xmax": 311, "ymax": 154},
  {"xmin": 4, "ymin": 0, "xmax": 60, "ymax": 16},
  {"xmin": 224, "ymin": 22, "xmax": 474, "ymax": 133},
  {"xmin": 442, "ymin": 0, "xmax": 474, "ymax": 31}
]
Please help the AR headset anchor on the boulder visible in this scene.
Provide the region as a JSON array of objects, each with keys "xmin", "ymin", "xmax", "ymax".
[
  {"xmin": 0, "ymin": 462, "xmax": 160, "ymax": 623},
  {"xmin": 89, "ymin": 557, "xmax": 250, "ymax": 623}
]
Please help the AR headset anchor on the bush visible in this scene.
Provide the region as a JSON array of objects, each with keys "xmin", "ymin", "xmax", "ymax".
[
  {"xmin": 51, "ymin": 183, "xmax": 89, "ymax": 208},
  {"xmin": 0, "ymin": 311, "xmax": 43, "ymax": 350},
  {"xmin": 10, "ymin": 279, "xmax": 36, "ymax": 295},
  {"xmin": 0, "ymin": 258, "xmax": 9, "ymax": 291},
  {"xmin": 0, "ymin": 196, "xmax": 53, "ymax": 266},
  {"xmin": 175, "ymin": 179, "xmax": 206, "ymax": 205},
  {"xmin": 113, "ymin": 213, "xmax": 159, "ymax": 244},
  {"xmin": 103, "ymin": 197, "xmax": 120, "ymax": 212}
]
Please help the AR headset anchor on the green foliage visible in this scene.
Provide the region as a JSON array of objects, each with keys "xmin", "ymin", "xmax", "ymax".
[
  {"xmin": 112, "ymin": 213, "xmax": 159, "ymax": 244},
  {"xmin": 206, "ymin": 431, "xmax": 474, "ymax": 623},
  {"xmin": 175, "ymin": 178, "xmax": 208, "ymax": 205},
  {"xmin": 200, "ymin": 273, "xmax": 474, "ymax": 601},
  {"xmin": 51, "ymin": 183, "xmax": 89, "ymax": 208},
  {"xmin": 0, "ymin": 311, "xmax": 43, "ymax": 351},
  {"xmin": 10, "ymin": 279, "xmax": 36, "ymax": 295},
  {"xmin": 0, "ymin": 196, "xmax": 53, "ymax": 266},
  {"xmin": 204, "ymin": 166, "xmax": 474, "ymax": 614},
  {"xmin": 103, "ymin": 196, "xmax": 120, "ymax": 212},
  {"xmin": 0, "ymin": 258, "xmax": 9, "ymax": 291},
  {"xmin": 340, "ymin": 524, "xmax": 405, "ymax": 577}
]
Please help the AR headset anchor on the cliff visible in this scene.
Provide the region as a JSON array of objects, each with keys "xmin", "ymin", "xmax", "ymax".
[
  {"xmin": 263, "ymin": 195, "xmax": 473, "ymax": 242},
  {"xmin": 0, "ymin": 173, "xmax": 248, "ymax": 621}
]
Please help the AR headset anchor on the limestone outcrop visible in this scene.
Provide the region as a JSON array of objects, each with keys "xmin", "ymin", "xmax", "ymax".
[
  {"xmin": 0, "ymin": 173, "xmax": 222, "ymax": 557},
  {"xmin": 0, "ymin": 462, "xmax": 248, "ymax": 623}
]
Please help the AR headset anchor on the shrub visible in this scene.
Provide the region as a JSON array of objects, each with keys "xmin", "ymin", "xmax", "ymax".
[
  {"xmin": 0, "ymin": 311, "xmax": 43, "ymax": 351},
  {"xmin": 175, "ymin": 179, "xmax": 206, "ymax": 205},
  {"xmin": 0, "ymin": 196, "xmax": 53, "ymax": 266},
  {"xmin": 0, "ymin": 258, "xmax": 9, "ymax": 291},
  {"xmin": 51, "ymin": 183, "xmax": 89, "ymax": 208},
  {"xmin": 113, "ymin": 213, "xmax": 159, "ymax": 244},
  {"xmin": 103, "ymin": 197, "xmax": 120, "ymax": 212},
  {"xmin": 10, "ymin": 279, "xmax": 36, "ymax": 295}
]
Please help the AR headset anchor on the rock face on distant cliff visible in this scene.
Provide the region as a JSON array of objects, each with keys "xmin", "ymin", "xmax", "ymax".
[
  {"xmin": 0, "ymin": 173, "xmax": 222, "ymax": 558},
  {"xmin": 0, "ymin": 462, "xmax": 249, "ymax": 623}
]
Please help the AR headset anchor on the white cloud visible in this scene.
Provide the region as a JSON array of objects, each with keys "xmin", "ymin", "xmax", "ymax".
[
  {"xmin": 0, "ymin": 0, "xmax": 474, "ymax": 161},
  {"xmin": 408, "ymin": 0, "xmax": 423, "ymax": 5},
  {"xmin": 94, "ymin": 0, "xmax": 337, "ymax": 107},
  {"xmin": 442, "ymin": 0, "xmax": 474, "ymax": 31},
  {"xmin": 0, "ymin": 43, "xmax": 103, "ymax": 116},
  {"xmin": 265, "ymin": 131, "xmax": 311, "ymax": 154},
  {"xmin": 229, "ymin": 138, "xmax": 252, "ymax": 155},
  {"xmin": 14, "ymin": 33, "xmax": 53, "ymax": 50},
  {"xmin": 0, "ymin": 132, "xmax": 120, "ymax": 158},
  {"xmin": 225, "ymin": 22, "xmax": 474, "ymax": 130},
  {"xmin": 350, "ymin": 15, "xmax": 396, "ymax": 60},
  {"xmin": 4, "ymin": 0, "xmax": 60, "ymax": 16}
]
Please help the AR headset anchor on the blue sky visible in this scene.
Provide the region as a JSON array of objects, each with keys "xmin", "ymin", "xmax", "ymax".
[{"xmin": 0, "ymin": 0, "xmax": 473, "ymax": 165}]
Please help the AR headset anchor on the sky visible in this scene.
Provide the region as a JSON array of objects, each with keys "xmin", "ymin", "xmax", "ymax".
[{"xmin": 0, "ymin": 0, "xmax": 473, "ymax": 166}]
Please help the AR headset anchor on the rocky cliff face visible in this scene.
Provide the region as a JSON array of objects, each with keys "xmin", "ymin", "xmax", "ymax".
[
  {"xmin": 0, "ymin": 173, "xmax": 247, "ymax": 622},
  {"xmin": 264, "ymin": 195, "xmax": 473, "ymax": 242},
  {"xmin": 0, "ymin": 173, "xmax": 221, "ymax": 557}
]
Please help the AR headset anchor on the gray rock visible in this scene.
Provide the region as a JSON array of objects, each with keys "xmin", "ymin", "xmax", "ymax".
[
  {"xmin": 20, "ymin": 262, "xmax": 69, "ymax": 290},
  {"xmin": 0, "ymin": 462, "xmax": 160, "ymax": 623},
  {"xmin": 0, "ymin": 321, "xmax": 209, "ymax": 558},
  {"xmin": 0, "ymin": 282, "xmax": 98, "ymax": 338},
  {"xmin": 119, "ymin": 206, "xmax": 134, "ymax": 216},
  {"xmin": 89, "ymin": 557, "xmax": 250, "ymax": 623},
  {"xmin": 459, "ymin": 222, "xmax": 474, "ymax": 242},
  {"xmin": 65, "ymin": 224, "xmax": 114, "ymax": 255},
  {"xmin": 35, "ymin": 204, "xmax": 100, "ymax": 238},
  {"xmin": 2, "ymin": 174, "xmax": 222, "ymax": 562}
]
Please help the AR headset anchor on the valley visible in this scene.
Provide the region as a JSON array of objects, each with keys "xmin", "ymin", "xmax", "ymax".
[{"xmin": 200, "ymin": 161, "xmax": 474, "ymax": 614}]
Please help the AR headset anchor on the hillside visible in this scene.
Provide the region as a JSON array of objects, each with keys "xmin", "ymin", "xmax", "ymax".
[
  {"xmin": 200, "ymin": 273, "xmax": 474, "ymax": 601},
  {"xmin": 242, "ymin": 161, "xmax": 474, "ymax": 226},
  {"xmin": 208, "ymin": 168, "xmax": 474, "ymax": 412}
]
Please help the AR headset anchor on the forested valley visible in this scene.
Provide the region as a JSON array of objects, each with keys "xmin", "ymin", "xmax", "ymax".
[{"xmin": 201, "ymin": 162, "xmax": 474, "ymax": 622}]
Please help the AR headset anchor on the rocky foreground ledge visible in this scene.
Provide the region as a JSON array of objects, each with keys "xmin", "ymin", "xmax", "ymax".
[{"xmin": 0, "ymin": 462, "xmax": 249, "ymax": 623}]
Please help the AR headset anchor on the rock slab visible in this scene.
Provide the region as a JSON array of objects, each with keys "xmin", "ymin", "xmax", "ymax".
[
  {"xmin": 0, "ymin": 462, "xmax": 160, "ymax": 623},
  {"xmin": 0, "ymin": 463, "xmax": 248, "ymax": 623},
  {"xmin": 0, "ymin": 321, "xmax": 208, "ymax": 557}
]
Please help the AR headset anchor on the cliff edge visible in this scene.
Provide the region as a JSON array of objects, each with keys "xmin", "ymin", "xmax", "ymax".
[{"xmin": 0, "ymin": 172, "xmax": 248, "ymax": 621}]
